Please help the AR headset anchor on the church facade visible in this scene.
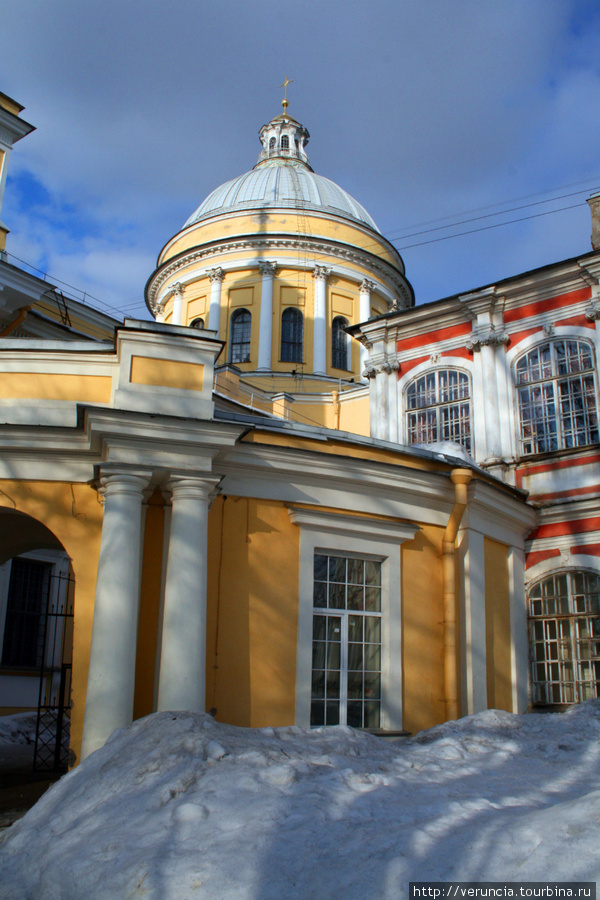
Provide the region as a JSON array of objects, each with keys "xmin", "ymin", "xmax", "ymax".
[{"xmin": 0, "ymin": 91, "xmax": 596, "ymax": 767}]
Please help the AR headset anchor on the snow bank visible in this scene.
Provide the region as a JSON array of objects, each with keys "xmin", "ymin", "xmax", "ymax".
[
  {"xmin": 1, "ymin": 705, "xmax": 600, "ymax": 899},
  {"xmin": 0, "ymin": 711, "xmax": 37, "ymax": 747}
]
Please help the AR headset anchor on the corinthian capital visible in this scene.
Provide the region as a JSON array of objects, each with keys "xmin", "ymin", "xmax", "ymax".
[
  {"xmin": 168, "ymin": 281, "xmax": 184, "ymax": 298},
  {"xmin": 312, "ymin": 265, "xmax": 331, "ymax": 282},
  {"xmin": 258, "ymin": 261, "xmax": 278, "ymax": 277},
  {"xmin": 207, "ymin": 267, "xmax": 224, "ymax": 284},
  {"xmin": 359, "ymin": 279, "xmax": 376, "ymax": 294}
]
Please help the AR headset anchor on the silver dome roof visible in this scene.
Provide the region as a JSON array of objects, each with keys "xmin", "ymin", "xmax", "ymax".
[{"xmin": 184, "ymin": 159, "xmax": 380, "ymax": 233}]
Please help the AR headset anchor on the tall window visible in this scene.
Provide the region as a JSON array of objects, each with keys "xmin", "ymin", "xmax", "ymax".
[
  {"xmin": 230, "ymin": 309, "xmax": 251, "ymax": 364},
  {"xmin": 281, "ymin": 308, "xmax": 304, "ymax": 363},
  {"xmin": 281, "ymin": 135, "xmax": 289, "ymax": 150},
  {"xmin": 529, "ymin": 570, "xmax": 600, "ymax": 705},
  {"xmin": 406, "ymin": 369, "xmax": 471, "ymax": 452},
  {"xmin": 311, "ymin": 553, "xmax": 382, "ymax": 729},
  {"xmin": 331, "ymin": 317, "xmax": 349, "ymax": 370},
  {"xmin": 515, "ymin": 339, "xmax": 599, "ymax": 455},
  {"xmin": 1, "ymin": 558, "xmax": 52, "ymax": 668}
]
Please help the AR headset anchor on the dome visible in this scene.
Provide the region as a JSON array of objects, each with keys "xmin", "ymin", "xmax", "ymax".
[{"xmin": 184, "ymin": 112, "xmax": 380, "ymax": 233}]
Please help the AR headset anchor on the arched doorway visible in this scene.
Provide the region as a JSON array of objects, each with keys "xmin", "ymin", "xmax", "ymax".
[{"xmin": 0, "ymin": 509, "xmax": 74, "ymax": 771}]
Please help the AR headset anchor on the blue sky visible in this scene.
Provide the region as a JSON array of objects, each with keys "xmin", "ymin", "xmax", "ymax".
[{"xmin": 2, "ymin": 0, "xmax": 600, "ymax": 320}]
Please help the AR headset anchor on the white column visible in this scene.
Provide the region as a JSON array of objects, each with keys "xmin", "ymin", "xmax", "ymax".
[
  {"xmin": 170, "ymin": 282, "xmax": 185, "ymax": 326},
  {"xmin": 81, "ymin": 470, "xmax": 150, "ymax": 760},
  {"xmin": 207, "ymin": 267, "xmax": 224, "ymax": 334},
  {"xmin": 508, "ymin": 546, "xmax": 529, "ymax": 713},
  {"xmin": 257, "ymin": 261, "xmax": 277, "ymax": 371},
  {"xmin": 480, "ymin": 342, "xmax": 502, "ymax": 460},
  {"xmin": 359, "ymin": 280, "xmax": 375, "ymax": 382},
  {"xmin": 312, "ymin": 266, "xmax": 330, "ymax": 375},
  {"xmin": 157, "ymin": 476, "xmax": 218, "ymax": 712},
  {"xmin": 458, "ymin": 526, "xmax": 487, "ymax": 716}
]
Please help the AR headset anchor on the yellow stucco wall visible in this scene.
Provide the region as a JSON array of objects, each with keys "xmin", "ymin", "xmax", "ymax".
[
  {"xmin": 0, "ymin": 480, "xmax": 104, "ymax": 764},
  {"xmin": 0, "ymin": 373, "xmax": 112, "ymax": 403},
  {"xmin": 129, "ymin": 356, "xmax": 204, "ymax": 392},
  {"xmin": 401, "ymin": 524, "xmax": 446, "ymax": 733},
  {"xmin": 206, "ymin": 496, "xmax": 299, "ymax": 727},
  {"xmin": 159, "ymin": 210, "xmax": 401, "ymax": 269},
  {"xmin": 133, "ymin": 491, "xmax": 166, "ymax": 720},
  {"xmin": 484, "ymin": 538, "xmax": 512, "ymax": 712}
]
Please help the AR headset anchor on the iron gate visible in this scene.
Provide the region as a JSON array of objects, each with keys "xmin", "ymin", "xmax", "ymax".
[{"xmin": 33, "ymin": 571, "xmax": 74, "ymax": 772}]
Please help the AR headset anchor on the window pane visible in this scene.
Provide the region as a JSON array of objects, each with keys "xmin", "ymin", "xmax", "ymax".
[
  {"xmin": 346, "ymin": 701, "xmax": 362, "ymax": 728},
  {"xmin": 347, "ymin": 585, "xmax": 363, "ymax": 610},
  {"xmin": 347, "ymin": 558, "xmax": 364, "ymax": 584}
]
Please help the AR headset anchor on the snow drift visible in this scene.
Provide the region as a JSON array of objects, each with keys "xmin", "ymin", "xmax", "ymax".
[{"xmin": 1, "ymin": 704, "xmax": 599, "ymax": 899}]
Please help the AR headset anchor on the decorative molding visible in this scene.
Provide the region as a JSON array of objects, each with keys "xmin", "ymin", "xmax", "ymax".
[
  {"xmin": 585, "ymin": 299, "xmax": 600, "ymax": 321},
  {"xmin": 359, "ymin": 279, "xmax": 376, "ymax": 294},
  {"xmin": 543, "ymin": 323, "xmax": 556, "ymax": 337},
  {"xmin": 168, "ymin": 281, "xmax": 184, "ymax": 298},
  {"xmin": 430, "ymin": 353, "xmax": 440, "ymax": 365},
  {"xmin": 312, "ymin": 265, "xmax": 331, "ymax": 282},
  {"xmin": 147, "ymin": 236, "xmax": 412, "ymax": 313},
  {"xmin": 258, "ymin": 261, "xmax": 278, "ymax": 277},
  {"xmin": 466, "ymin": 326, "xmax": 509, "ymax": 352},
  {"xmin": 207, "ymin": 267, "xmax": 224, "ymax": 284},
  {"xmin": 363, "ymin": 358, "xmax": 399, "ymax": 378}
]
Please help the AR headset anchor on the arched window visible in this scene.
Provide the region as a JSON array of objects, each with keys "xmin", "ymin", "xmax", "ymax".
[
  {"xmin": 190, "ymin": 318, "xmax": 204, "ymax": 329},
  {"xmin": 230, "ymin": 309, "xmax": 251, "ymax": 364},
  {"xmin": 515, "ymin": 339, "xmax": 599, "ymax": 455},
  {"xmin": 331, "ymin": 317, "xmax": 349, "ymax": 370},
  {"xmin": 281, "ymin": 135, "xmax": 289, "ymax": 150},
  {"xmin": 269, "ymin": 137, "xmax": 276, "ymax": 150},
  {"xmin": 405, "ymin": 369, "xmax": 471, "ymax": 452},
  {"xmin": 281, "ymin": 308, "xmax": 303, "ymax": 363},
  {"xmin": 529, "ymin": 570, "xmax": 600, "ymax": 705}
]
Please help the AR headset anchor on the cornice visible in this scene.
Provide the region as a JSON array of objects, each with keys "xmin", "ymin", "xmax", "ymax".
[{"xmin": 146, "ymin": 235, "xmax": 413, "ymax": 314}]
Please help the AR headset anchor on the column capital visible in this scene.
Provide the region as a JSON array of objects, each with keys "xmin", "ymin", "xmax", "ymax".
[
  {"xmin": 258, "ymin": 260, "xmax": 278, "ymax": 277},
  {"xmin": 207, "ymin": 267, "xmax": 224, "ymax": 284},
  {"xmin": 97, "ymin": 470, "xmax": 152, "ymax": 498},
  {"xmin": 168, "ymin": 281, "xmax": 184, "ymax": 297},
  {"xmin": 313, "ymin": 265, "xmax": 331, "ymax": 282},
  {"xmin": 359, "ymin": 278, "xmax": 376, "ymax": 294},
  {"xmin": 165, "ymin": 475, "xmax": 221, "ymax": 503}
]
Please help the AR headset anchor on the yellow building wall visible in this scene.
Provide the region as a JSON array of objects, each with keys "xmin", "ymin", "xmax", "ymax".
[
  {"xmin": 160, "ymin": 210, "xmax": 401, "ymax": 270},
  {"xmin": 206, "ymin": 496, "xmax": 299, "ymax": 727},
  {"xmin": 401, "ymin": 524, "xmax": 446, "ymax": 733},
  {"xmin": 0, "ymin": 480, "xmax": 104, "ymax": 764},
  {"xmin": 133, "ymin": 491, "xmax": 166, "ymax": 720},
  {"xmin": 484, "ymin": 538, "xmax": 512, "ymax": 712}
]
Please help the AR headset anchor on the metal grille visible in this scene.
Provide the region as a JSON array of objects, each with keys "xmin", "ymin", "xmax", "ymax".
[
  {"xmin": 529, "ymin": 570, "xmax": 600, "ymax": 705},
  {"xmin": 1, "ymin": 559, "xmax": 52, "ymax": 667},
  {"xmin": 33, "ymin": 571, "xmax": 75, "ymax": 772}
]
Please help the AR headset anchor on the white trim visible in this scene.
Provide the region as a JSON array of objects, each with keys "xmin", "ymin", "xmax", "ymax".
[{"xmin": 289, "ymin": 507, "xmax": 417, "ymax": 731}]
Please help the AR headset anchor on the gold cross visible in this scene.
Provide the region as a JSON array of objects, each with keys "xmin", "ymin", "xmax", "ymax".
[{"xmin": 279, "ymin": 77, "xmax": 293, "ymax": 111}]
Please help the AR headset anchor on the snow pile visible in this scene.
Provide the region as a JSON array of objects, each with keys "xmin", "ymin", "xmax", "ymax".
[
  {"xmin": 1, "ymin": 705, "xmax": 600, "ymax": 898},
  {"xmin": 0, "ymin": 711, "xmax": 37, "ymax": 746}
]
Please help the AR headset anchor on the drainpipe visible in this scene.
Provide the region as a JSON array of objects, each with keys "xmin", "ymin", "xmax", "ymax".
[
  {"xmin": 442, "ymin": 468, "xmax": 474, "ymax": 721},
  {"xmin": 0, "ymin": 304, "xmax": 32, "ymax": 337}
]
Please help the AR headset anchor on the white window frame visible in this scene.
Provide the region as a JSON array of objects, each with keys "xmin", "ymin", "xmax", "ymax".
[
  {"xmin": 527, "ymin": 566, "xmax": 600, "ymax": 705},
  {"xmin": 506, "ymin": 330, "xmax": 600, "ymax": 461},
  {"xmin": 288, "ymin": 507, "xmax": 418, "ymax": 731},
  {"xmin": 404, "ymin": 367, "xmax": 473, "ymax": 453}
]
